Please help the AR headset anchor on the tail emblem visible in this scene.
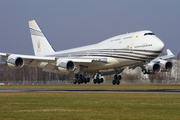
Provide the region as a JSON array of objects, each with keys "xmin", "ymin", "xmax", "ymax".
[{"xmin": 37, "ymin": 40, "xmax": 41, "ymax": 52}]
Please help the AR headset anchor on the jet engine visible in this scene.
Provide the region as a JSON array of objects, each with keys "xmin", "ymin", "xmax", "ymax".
[
  {"xmin": 159, "ymin": 60, "xmax": 173, "ymax": 72},
  {"xmin": 7, "ymin": 55, "xmax": 24, "ymax": 69},
  {"xmin": 147, "ymin": 62, "xmax": 161, "ymax": 74},
  {"xmin": 56, "ymin": 59, "xmax": 76, "ymax": 72}
]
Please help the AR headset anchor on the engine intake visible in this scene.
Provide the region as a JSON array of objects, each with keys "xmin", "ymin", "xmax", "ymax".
[
  {"xmin": 7, "ymin": 55, "xmax": 24, "ymax": 68},
  {"xmin": 56, "ymin": 59, "xmax": 76, "ymax": 72},
  {"xmin": 147, "ymin": 62, "xmax": 161, "ymax": 74},
  {"xmin": 160, "ymin": 60, "xmax": 173, "ymax": 72}
]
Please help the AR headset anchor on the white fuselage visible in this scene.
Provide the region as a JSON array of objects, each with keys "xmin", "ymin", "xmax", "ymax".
[{"xmin": 45, "ymin": 30, "xmax": 165, "ymax": 72}]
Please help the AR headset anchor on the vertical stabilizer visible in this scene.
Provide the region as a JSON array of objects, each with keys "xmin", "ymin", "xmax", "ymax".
[{"xmin": 29, "ymin": 20, "xmax": 55, "ymax": 56}]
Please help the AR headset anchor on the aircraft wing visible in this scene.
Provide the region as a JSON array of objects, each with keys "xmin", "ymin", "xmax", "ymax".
[
  {"xmin": 0, "ymin": 53, "xmax": 55, "ymax": 61},
  {"xmin": 127, "ymin": 49, "xmax": 175, "ymax": 73},
  {"xmin": 152, "ymin": 49, "xmax": 175, "ymax": 62},
  {"xmin": 0, "ymin": 52, "xmax": 107, "ymax": 71},
  {"xmin": 0, "ymin": 53, "xmax": 56, "ymax": 67}
]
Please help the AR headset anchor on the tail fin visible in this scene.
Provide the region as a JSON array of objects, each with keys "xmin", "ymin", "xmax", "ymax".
[{"xmin": 29, "ymin": 20, "xmax": 55, "ymax": 56}]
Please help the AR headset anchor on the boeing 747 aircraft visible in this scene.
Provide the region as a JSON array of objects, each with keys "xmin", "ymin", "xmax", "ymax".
[{"xmin": 0, "ymin": 20, "xmax": 175, "ymax": 85}]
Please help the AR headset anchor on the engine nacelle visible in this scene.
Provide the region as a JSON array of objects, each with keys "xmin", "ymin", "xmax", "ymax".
[
  {"xmin": 159, "ymin": 60, "xmax": 173, "ymax": 72},
  {"xmin": 56, "ymin": 59, "xmax": 76, "ymax": 72},
  {"xmin": 7, "ymin": 55, "xmax": 24, "ymax": 69},
  {"xmin": 147, "ymin": 62, "xmax": 161, "ymax": 74}
]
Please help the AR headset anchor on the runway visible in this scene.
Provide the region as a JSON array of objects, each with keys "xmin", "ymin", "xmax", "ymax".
[{"xmin": 0, "ymin": 88, "xmax": 180, "ymax": 94}]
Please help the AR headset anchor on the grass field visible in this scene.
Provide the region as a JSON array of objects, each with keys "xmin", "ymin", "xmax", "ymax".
[{"xmin": 0, "ymin": 84, "xmax": 180, "ymax": 120}]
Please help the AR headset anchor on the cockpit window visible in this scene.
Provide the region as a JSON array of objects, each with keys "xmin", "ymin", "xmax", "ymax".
[{"xmin": 144, "ymin": 33, "xmax": 155, "ymax": 36}]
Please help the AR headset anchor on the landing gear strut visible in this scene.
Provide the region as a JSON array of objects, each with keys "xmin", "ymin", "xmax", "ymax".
[{"xmin": 112, "ymin": 74, "xmax": 121, "ymax": 85}]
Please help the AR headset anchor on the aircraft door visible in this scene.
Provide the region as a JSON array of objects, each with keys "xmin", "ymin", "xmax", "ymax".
[
  {"xmin": 143, "ymin": 43, "xmax": 147, "ymax": 54},
  {"xmin": 110, "ymin": 46, "xmax": 113, "ymax": 56},
  {"xmin": 143, "ymin": 43, "xmax": 148, "ymax": 60},
  {"xmin": 129, "ymin": 43, "xmax": 134, "ymax": 52}
]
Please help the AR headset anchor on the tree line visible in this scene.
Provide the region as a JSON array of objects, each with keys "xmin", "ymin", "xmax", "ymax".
[{"xmin": 0, "ymin": 65, "xmax": 68, "ymax": 84}]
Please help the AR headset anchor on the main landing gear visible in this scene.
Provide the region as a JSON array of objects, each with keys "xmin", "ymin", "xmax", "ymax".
[
  {"xmin": 93, "ymin": 78, "xmax": 104, "ymax": 84},
  {"xmin": 73, "ymin": 73, "xmax": 121, "ymax": 85},
  {"xmin": 73, "ymin": 74, "xmax": 90, "ymax": 84},
  {"xmin": 93, "ymin": 73, "xmax": 104, "ymax": 84},
  {"xmin": 112, "ymin": 74, "xmax": 121, "ymax": 85}
]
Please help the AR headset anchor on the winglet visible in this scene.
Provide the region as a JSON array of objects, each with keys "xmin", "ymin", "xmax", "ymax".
[{"xmin": 167, "ymin": 49, "xmax": 174, "ymax": 56}]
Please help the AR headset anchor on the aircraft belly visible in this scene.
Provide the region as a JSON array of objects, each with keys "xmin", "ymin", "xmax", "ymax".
[{"xmin": 83, "ymin": 57, "xmax": 140, "ymax": 72}]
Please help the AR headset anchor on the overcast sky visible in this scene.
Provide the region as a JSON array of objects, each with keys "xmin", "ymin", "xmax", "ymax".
[{"xmin": 0, "ymin": 0, "xmax": 180, "ymax": 57}]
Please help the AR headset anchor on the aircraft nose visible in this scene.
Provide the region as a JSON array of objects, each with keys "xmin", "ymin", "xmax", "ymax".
[{"xmin": 155, "ymin": 39, "xmax": 165, "ymax": 51}]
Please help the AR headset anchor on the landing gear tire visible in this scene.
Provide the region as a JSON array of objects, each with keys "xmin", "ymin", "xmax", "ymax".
[
  {"xmin": 78, "ymin": 80, "xmax": 81, "ymax": 84},
  {"xmin": 112, "ymin": 80, "xmax": 116, "ymax": 85},
  {"xmin": 75, "ymin": 74, "xmax": 79, "ymax": 79},
  {"xmin": 93, "ymin": 79, "xmax": 97, "ymax": 84},
  {"xmin": 100, "ymin": 78, "xmax": 104, "ymax": 83},
  {"xmin": 83, "ymin": 78, "xmax": 87, "ymax": 84},
  {"xmin": 87, "ymin": 78, "xmax": 90, "ymax": 82},
  {"xmin": 142, "ymin": 69, "xmax": 147, "ymax": 74},
  {"xmin": 112, "ymin": 80, "xmax": 120, "ymax": 85},
  {"xmin": 114, "ymin": 75, "xmax": 117, "ymax": 80},
  {"xmin": 142, "ymin": 69, "xmax": 150, "ymax": 74},
  {"xmin": 79, "ymin": 74, "xmax": 83, "ymax": 83},
  {"xmin": 117, "ymin": 80, "xmax": 120, "ymax": 85},
  {"xmin": 73, "ymin": 79, "xmax": 77, "ymax": 84},
  {"xmin": 97, "ymin": 78, "xmax": 101, "ymax": 84},
  {"xmin": 118, "ymin": 75, "xmax": 121, "ymax": 80}
]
